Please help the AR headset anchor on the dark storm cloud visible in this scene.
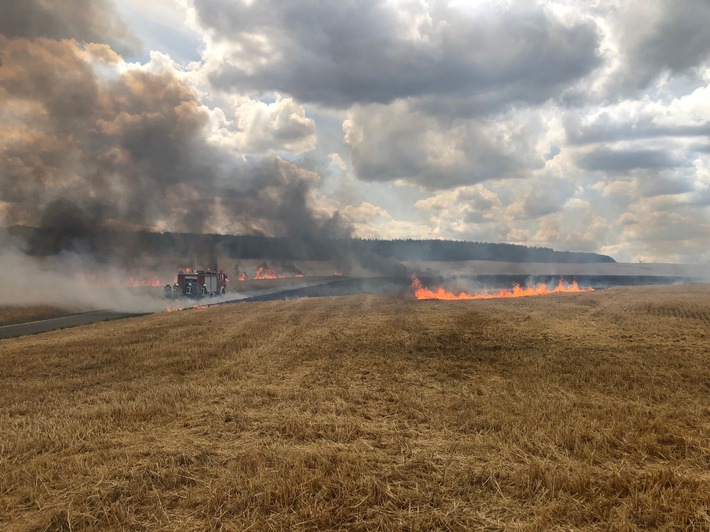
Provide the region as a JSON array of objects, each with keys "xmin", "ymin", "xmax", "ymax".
[
  {"xmin": 575, "ymin": 147, "xmax": 680, "ymax": 173},
  {"xmin": 0, "ymin": 37, "xmax": 348, "ymax": 250},
  {"xmin": 0, "ymin": 0, "xmax": 140, "ymax": 56},
  {"xmin": 195, "ymin": 0, "xmax": 600, "ymax": 108},
  {"xmin": 614, "ymin": 0, "xmax": 710, "ymax": 94}
]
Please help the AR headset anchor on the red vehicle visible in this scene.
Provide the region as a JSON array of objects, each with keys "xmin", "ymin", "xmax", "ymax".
[{"xmin": 165, "ymin": 268, "xmax": 228, "ymax": 298}]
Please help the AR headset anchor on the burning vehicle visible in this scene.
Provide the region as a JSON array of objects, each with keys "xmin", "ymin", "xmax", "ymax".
[{"xmin": 165, "ymin": 267, "xmax": 228, "ymax": 299}]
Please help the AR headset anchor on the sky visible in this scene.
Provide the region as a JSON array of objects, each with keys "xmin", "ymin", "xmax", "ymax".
[{"xmin": 1, "ymin": 0, "xmax": 709, "ymax": 264}]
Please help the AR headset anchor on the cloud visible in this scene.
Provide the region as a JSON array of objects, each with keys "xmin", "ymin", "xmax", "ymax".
[
  {"xmin": 530, "ymin": 199, "xmax": 611, "ymax": 252},
  {"xmin": 564, "ymin": 85, "xmax": 710, "ymax": 146},
  {"xmin": 113, "ymin": 0, "xmax": 203, "ymax": 63},
  {"xmin": 507, "ymin": 176, "xmax": 578, "ymax": 219},
  {"xmin": 609, "ymin": 0, "xmax": 710, "ymax": 95},
  {"xmin": 414, "ymin": 184, "xmax": 511, "ymax": 241},
  {"xmin": 575, "ymin": 147, "xmax": 680, "ymax": 172},
  {"xmin": 584, "ymin": 172, "xmax": 710, "ymax": 261},
  {"xmin": 339, "ymin": 202, "xmax": 433, "ymax": 240},
  {"xmin": 615, "ymin": 199, "xmax": 710, "ymax": 262},
  {"xmin": 207, "ymin": 95, "xmax": 316, "ymax": 155},
  {"xmin": 0, "ymin": 0, "xmax": 141, "ymax": 56},
  {"xmin": 329, "ymin": 153, "xmax": 347, "ymax": 171},
  {"xmin": 343, "ymin": 101, "xmax": 543, "ymax": 189},
  {"xmin": 194, "ymin": 0, "xmax": 600, "ymax": 108},
  {"xmin": 2, "ymin": 0, "xmax": 709, "ymax": 266}
]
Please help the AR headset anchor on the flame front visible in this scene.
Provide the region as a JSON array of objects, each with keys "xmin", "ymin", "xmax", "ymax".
[
  {"xmin": 411, "ymin": 276, "xmax": 593, "ymax": 300},
  {"xmin": 254, "ymin": 265, "xmax": 281, "ymax": 279},
  {"xmin": 252, "ymin": 262, "xmax": 304, "ymax": 279},
  {"xmin": 79, "ymin": 272, "xmax": 163, "ymax": 288},
  {"xmin": 126, "ymin": 275, "xmax": 162, "ymax": 287}
]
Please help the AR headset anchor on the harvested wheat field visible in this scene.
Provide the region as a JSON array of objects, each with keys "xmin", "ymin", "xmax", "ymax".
[{"xmin": 1, "ymin": 284, "xmax": 709, "ymax": 530}]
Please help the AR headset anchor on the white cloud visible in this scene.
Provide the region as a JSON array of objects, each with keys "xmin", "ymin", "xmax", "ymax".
[
  {"xmin": 329, "ymin": 153, "xmax": 347, "ymax": 170},
  {"xmin": 530, "ymin": 199, "xmax": 611, "ymax": 252},
  {"xmin": 340, "ymin": 202, "xmax": 434, "ymax": 240},
  {"xmin": 2, "ymin": 0, "xmax": 710, "ymax": 263},
  {"xmin": 207, "ymin": 95, "xmax": 316, "ymax": 155}
]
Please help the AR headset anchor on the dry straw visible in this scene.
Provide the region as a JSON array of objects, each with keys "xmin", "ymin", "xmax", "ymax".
[{"xmin": 1, "ymin": 285, "xmax": 709, "ymax": 530}]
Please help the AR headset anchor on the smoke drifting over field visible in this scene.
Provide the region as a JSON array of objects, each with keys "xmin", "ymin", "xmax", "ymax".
[
  {"xmin": 0, "ymin": 244, "xmax": 166, "ymax": 312},
  {"xmin": 0, "ymin": 36, "xmax": 348, "ymax": 243},
  {"xmin": 0, "ymin": 1, "xmax": 353, "ymax": 306},
  {"xmin": 2, "ymin": 0, "xmax": 708, "ymax": 311}
]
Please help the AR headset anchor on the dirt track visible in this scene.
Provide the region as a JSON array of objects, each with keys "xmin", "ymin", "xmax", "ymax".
[
  {"xmin": 0, "ymin": 279, "xmax": 349, "ymax": 339},
  {"xmin": 0, "ymin": 311, "xmax": 139, "ymax": 339}
]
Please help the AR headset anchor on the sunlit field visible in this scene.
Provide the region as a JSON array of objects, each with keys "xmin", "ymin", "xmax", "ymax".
[{"xmin": 1, "ymin": 285, "xmax": 709, "ymax": 530}]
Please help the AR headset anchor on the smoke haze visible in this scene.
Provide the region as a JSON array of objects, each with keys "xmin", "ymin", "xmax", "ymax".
[
  {"xmin": 0, "ymin": 2, "xmax": 352, "ymax": 310},
  {"xmin": 2, "ymin": 0, "xmax": 708, "ymax": 313}
]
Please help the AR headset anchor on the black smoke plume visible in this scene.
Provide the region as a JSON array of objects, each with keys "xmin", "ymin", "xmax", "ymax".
[{"xmin": 0, "ymin": 35, "xmax": 351, "ymax": 268}]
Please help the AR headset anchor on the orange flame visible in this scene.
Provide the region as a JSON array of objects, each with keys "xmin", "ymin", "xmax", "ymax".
[
  {"xmin": 79, "ymin": 272, "xmax": 163, "ymax": 288},
  {"xmin": 254, "ymin": 265, "xmax": 281, "ymax": 279},
  {"xmin": 166, "ymin": 304, "xmax": 209, "ymax": 313},
  {"xmin": 252, "ymin": 263, "xmax": 304, "ymax": 279},
  {"xmin": 126, "ymin": 275, "xmax": 162, "ymax": 287},
  {"xmin": 238, "ymin": 272, "xmax": 247, "ymax": 281},
  {"xmin": 411, "ymin": 276, "xmax": 593, "ymax": 300}
]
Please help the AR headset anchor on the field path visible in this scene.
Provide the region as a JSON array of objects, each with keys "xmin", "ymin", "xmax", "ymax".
[{"xmin": 0, "ymin": 311, "xmax": 138, "ymax": 339}]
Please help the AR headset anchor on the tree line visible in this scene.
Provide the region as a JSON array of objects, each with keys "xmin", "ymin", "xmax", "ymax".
[{"xmin": 6, "ymin": 227, "xmax": 616, "ymax": 264}]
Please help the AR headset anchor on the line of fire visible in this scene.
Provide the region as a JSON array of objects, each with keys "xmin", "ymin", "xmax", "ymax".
[
  {"xmin": 63, "ymin": 247, "xmax": 704, "ymax": 309},
  {"xmin": 153, "ymin": 263, "xmax": 700, "ymax": 304}
]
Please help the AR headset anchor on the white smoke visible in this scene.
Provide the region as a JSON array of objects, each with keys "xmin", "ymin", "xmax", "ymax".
[{"xmin": 0, "ymin": 238, "xmax": 172, "ymax": 312}]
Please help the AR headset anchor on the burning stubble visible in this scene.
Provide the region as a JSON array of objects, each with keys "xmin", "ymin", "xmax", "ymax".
[{"xmin": 411, "ymin": 275, "xmax": 593, "ymax": 300}]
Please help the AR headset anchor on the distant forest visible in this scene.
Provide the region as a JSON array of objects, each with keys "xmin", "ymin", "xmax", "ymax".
[{"xmin": 5, "ymin": 227, "xmax": 616, "ymax": 264}]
